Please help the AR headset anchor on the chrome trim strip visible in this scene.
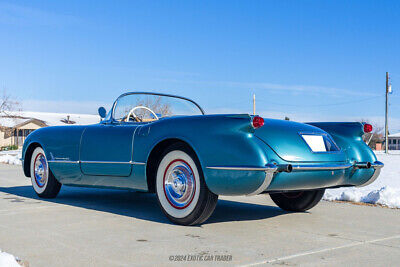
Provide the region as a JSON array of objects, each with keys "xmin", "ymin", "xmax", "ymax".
[
  {"xmin": 80, "ymin": 161, "xmax": 131, "ymax": 164},
  {"xmin": 207, "ymin": 163, "xmax": 353, "ymax": 172},
  {"xmin": 77, "ymin": 160, "xmax": 146, "ymax": 165},
  {"xmin": 206, "ymin": 166, "xmax": 276, "ymax": 171},
  {"xmin": 131, "ymin": 161, "xmax": 146, "ymax": 165},
  {"xmin": 291, "ymin": 163, "xmax": 353, "ymax": 171},
  {"xmin": 48, "ymin": 160, "xmax": 80, "ymax": 164},
  {"xmin": 357, "ymin": 161, "xmax": 384, "ymax": 187}
]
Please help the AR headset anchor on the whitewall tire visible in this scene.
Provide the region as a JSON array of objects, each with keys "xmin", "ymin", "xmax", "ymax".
[
  {"xmin": 30, "ymin": 147, "xmax": 61, "ymax": 198},
  {"xmin": 155, "ymin": 143, "xmax": 218, "ymax": 225}
]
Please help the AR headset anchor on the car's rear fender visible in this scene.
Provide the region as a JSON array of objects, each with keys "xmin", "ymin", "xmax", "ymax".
[
  {"xmin": 307, "ymin": 122, "xmax": 377, "ymax": 164},
  {"xmin": 134, "ymin": 114, "xmax": 281, "ymax": 195},
  {"xmin": 307, "ymin": 122, "xmax": 379, "ymax": 187}
]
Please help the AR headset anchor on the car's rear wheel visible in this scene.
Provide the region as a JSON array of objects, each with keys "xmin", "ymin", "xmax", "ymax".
[
  {"xmin": 155, "ymin": 143, "xmax": 218, "ymax": 225},
  {"xmin": 30, "ymin": 147, "xmax": 61, "ymax": 198},
  {"xmin": 270, "ymin": 189, "xmax": 325, "ymax": 212}
]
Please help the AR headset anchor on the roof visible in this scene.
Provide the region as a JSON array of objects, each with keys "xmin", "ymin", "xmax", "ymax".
[
  {"xmin": 0, "ymin": 111, "xmax": 100, "ymax": 128},
  {"xmin": 0, "ymin": 117, "xmax": 31, "ymax": 128},
  {"xmin": 388, "ymin": 133, "xmax": 400, "ymax": 138}
]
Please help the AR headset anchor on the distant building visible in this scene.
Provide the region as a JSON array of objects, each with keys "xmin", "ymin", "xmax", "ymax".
[
  {"xmin": 0, "ymin": 111, "xmax": 100, "ymax": 148},
  {"xmin": 375, "ymin": 142, "xmax": 383, "ymax": 151},
  {"xmin": 388, "ymin": 133, "xmax": 400, "ymax": 150},
  {"xmin": 371, "ymin": 133, "xmax": 384, "ymax": 151}
]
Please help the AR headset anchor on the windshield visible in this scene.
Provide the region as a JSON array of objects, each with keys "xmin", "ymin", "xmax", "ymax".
[{"xmin": 112, "ymin": 93, "xmax": 204, "ymax": 122}]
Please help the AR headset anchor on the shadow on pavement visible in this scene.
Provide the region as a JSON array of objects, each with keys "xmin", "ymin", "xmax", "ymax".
[{"xmin": 0, "ymin": 185, "xmax": 288, "ymax": 225}]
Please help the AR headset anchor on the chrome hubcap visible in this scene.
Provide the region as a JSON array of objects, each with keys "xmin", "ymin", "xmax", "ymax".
[
  {"xmin": 163, "ymin": 159, "xmax": 196, "ymax": 209},
  {"xmin": 34, "ymin": 153, "xmax": 47, "ymax": 188}
]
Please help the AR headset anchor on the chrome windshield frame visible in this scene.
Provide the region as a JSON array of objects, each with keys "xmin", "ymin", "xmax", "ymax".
[{"xmin": 107, "ymin": 92, "xmax": 205, "ymax": 123}]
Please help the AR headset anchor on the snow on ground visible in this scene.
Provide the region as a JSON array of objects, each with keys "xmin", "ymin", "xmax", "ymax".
[
  {"xmin": 0, "ymin": 249, "xmax": 20, "ymax": 267},
  {"xmin": 324, "ymin": 152, "xmax": 400, "ymax": 208},
  {"xmin": 0, "ymin": 150, "xmax": 21, "ymax": 165}
]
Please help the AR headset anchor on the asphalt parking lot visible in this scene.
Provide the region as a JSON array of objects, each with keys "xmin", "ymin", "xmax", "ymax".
[{"xmin": 0, "ymin": 164, "xmax": 399, "ymax": 266}]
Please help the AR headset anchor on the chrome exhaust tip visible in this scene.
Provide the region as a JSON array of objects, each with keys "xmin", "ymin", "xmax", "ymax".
[
  {"xmin": 354, "ymin": 162, "xmax": 372, "ymax": 169},
  {"xmin": 277, "ymin": 164, "xmax": 292, "ymax": 173}
]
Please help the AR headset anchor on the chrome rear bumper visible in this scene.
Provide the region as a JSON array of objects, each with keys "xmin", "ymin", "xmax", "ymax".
[
  {"xmin": 291, "ymin": 163, "xmax": 353, "ymax": 171},
  {"xmin": 356, "ymin": 161, "xmax": 384, "ymax": 187},
  {"xmin": 206, "ymin": 161, "xmax": 384, "ymax": 195}
]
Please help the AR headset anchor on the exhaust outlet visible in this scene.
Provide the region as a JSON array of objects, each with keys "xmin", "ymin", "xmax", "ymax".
[
  {"xmin": 277, "ymin": 164, "xmax": 292, "ymax": 173},
  {"xmin": 354, "ymin": 162, "xmax": 372, "ymax": 169}
]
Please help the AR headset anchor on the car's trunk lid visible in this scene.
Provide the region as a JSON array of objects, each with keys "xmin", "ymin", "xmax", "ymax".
[{"xmin": 254, "ymin": 118, "xmax": 346, "ymax": 162}]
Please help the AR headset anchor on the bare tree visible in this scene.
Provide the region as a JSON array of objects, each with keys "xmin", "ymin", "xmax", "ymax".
[
  {"xmin": 134, "ymin": 96, "xmax": 172, "ymax": 119},
  {"xmin": 0, "ymin": 91, "xmax": 20, "ymax": 116},
  {"xmin": 0, "ymin": 91, "xmax": 21, "ymax": 139}
]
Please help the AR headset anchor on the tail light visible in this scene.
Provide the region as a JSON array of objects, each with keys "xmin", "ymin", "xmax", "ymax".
[
  {"xmin": 363, "ymin": 123, "xmax": 373, "ymax": 133},
  {"xmin": 252, "ymin": 116, "xmax": 264, "ymax": 129}
]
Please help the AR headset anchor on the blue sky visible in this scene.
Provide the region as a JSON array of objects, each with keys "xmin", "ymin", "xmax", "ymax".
[{"xmin": 1, "ymin": 0, "xmax": 400, "ymax": 131}]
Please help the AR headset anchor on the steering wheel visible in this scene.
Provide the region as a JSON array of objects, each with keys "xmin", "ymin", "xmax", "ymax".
[{"xmin": 125, "ymin": 106, "xmax": 159, "ymax": 122}]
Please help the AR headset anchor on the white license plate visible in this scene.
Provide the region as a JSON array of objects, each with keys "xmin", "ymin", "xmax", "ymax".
[{"xmin": 301, "ymin": 134, "xmax": 327, "ymax": 152}]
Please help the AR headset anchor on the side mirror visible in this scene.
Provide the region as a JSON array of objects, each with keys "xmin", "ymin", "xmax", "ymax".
[{"xmin": 98, "ymin": 107, "xmax": 107, "ymax": 119}]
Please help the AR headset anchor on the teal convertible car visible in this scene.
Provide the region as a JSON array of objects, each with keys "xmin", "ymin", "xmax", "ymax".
[{"xmin": 22, "ymin": 92, "xmax": 383, "ymax": 225}]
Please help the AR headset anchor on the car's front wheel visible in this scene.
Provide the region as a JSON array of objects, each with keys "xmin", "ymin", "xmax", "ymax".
[
  {"xmin": 30, "ymin": 147, "xmax": 61, "ymax": 198},
  {"xmin": 155, "ymin": 143, "xmax": 218, "ymax": 225},
  {"xmin": 270, "ymin": 189, "xmax": 325, "ymax": 212}
]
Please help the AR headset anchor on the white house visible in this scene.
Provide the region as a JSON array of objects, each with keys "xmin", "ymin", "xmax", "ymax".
[
  {"xmin": 0, "ymin": 111, "xmax": 100, "ymax": 148},
  {"xmin": 388, "ymin": 133, "xmax": 400, "ymax": 150}
]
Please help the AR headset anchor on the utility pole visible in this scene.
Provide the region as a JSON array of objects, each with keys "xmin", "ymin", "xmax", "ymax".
[
  {"xmin": 253, "ymin": 94, "xmax": 256, "ymax": 115},
  {"xmin": 385, "ymin": 72, "xmax": 389, "ymax": 153}
]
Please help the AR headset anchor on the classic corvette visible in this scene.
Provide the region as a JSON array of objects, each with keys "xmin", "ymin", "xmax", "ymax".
[{"xmin": 21, "ymin": 92, "xmax": 383, "ymax": 225}]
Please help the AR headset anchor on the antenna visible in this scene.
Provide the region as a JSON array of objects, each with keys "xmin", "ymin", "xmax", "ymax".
[{"xmin": 253, "ymin": 94, "xmax": 256, "ymax": 115}]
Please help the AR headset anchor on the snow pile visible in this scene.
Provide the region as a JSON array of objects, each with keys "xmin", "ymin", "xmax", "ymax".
[
  {"xmin": 0, "ymin": 151, "xmax": 22, "ymax": 165},
  {"xmin": 0, "ymin": 154, "xmax": 22, "ymax": 165},
  {"xmin": 324, "ymin": 153, "xmax": 400, "ymax": 208},
  {"xmin": 0, "ymin": 250, "xmax": 20, "ymax": 267}
]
